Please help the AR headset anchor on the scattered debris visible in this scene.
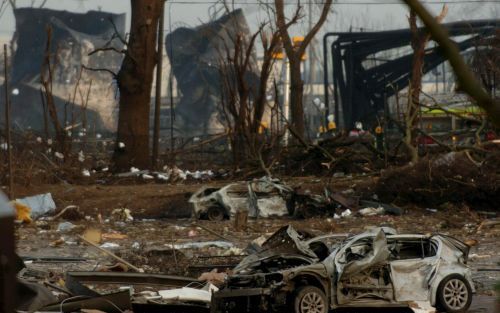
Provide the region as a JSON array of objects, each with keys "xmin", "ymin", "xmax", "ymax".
[
  {"xmin": 158, "ymin": 283, "xmax": 218, "ymax": 304},
  {"xmin": 49, "ymin": 237, "xmax": 65, "ymax": 247},
  {"xmin": 358, "ymin": 206, "xmax": 385, "ymax": 216},
  {"xmin": 57, "ymin": 221, "xmax": 77, "ymax": 233},
  {"xmin": 116, "ymin": 166, "xmax": 215, "ymax": 183},
  {"xmin": 164, "ymin": 241, "xmax": 234, "ymax": 250},
  {"xmin": 100, "ymin": 242, "xmax": 121, "ymax": 250},
  {"xmin": 13, "ymin": 202, "xmax": 32, "ymax": 223},
  {"xmin": 341, "ymin": 208, "xmax": 352, "ymax": 218},
  {"xmin": 15, "ymin": 193, "xmax": 56, "ymax": 219},
  {"xmin": 52, "ymin": 205, "xmax": 84, "ymax": 220},
  {"xmin": 358, "ymin": 200, "xmax": 403, "ymax": 216},
  {"xmin": 102, "ymin": 232, "xmax": 128, "ymax": 240},
  {"xmin": 83, "ymin": 228, "xmax": 102, "ymax": 244},
  {"xmin": 376, "ymin": 149, "xmax": 500, "ymax": 210},
  {"xmin": 198, "ymin": 270, "xmax": 228, "ymax": 286},
  {"xmin": 478, "ymin": 219, "xmax": 500, "ymax": 230},
  {"xmin": 111, "ymin": 208, "xmax": 134, "ymax": 222},
  {"xmin": 78, "ymin": 235, "xmax": 142, "ymax": 272}
]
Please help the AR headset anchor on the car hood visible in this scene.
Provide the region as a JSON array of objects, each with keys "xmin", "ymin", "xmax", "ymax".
[{"xmin": 234, "ymin": 226, "xmax": 319, "ymax": 274}]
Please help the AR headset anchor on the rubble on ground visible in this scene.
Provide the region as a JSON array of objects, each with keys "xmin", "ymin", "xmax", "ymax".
[
  {"xmin": 9, "ymin": 202, "xmax": 499, "ymax": 312},
  {"xmin": 375, "ymin": 148, "xmax": 500, "ymax": 211}
]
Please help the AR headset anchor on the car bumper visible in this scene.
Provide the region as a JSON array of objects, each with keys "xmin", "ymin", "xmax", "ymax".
[{"xmin": 210, "ymin": 288, "xmax": 273, "ymax": 313}]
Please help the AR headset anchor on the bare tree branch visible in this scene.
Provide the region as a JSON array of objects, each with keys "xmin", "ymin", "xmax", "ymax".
[
  {"xmin": 88, "ymin": 46, "xmax": 125, "ymax": 56},
  {"xmin": 82, "ymin": 64, "xmax": 117, "ymax": 78},
  {"xmin": 108, "ymin": 16, "xmax": 127, "ymax": 46}
]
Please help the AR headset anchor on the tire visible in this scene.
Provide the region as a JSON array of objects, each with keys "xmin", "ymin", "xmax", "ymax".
[
  {"xmin": 294, "ymin": 286, "xmax": 327, "ymax": 313},
  {"xmin": 436, "ymin": 274, "xmax": 472, "ymax": 313},
  {"xmin": 206, "ymin": 206, "xmax": 225, "ymax": 221},
  {"xmin": 302, "ymin": 205, "xmax": 318, "ymax": 219}
]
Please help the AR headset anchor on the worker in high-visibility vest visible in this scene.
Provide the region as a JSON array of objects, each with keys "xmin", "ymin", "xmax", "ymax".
[
  {"xmin": 258, "ymin": 121, "xmax": 269, "ymax": 135},
  {"xmin": 328, "ymin": 121, "xmax": 336, "ymax": 131},
  {"xmin": 375, "ymin": 125, "xmax": 384, "ymax": 151},
  {"xmin": 326, "ymin": 114, "xmax": 336, "ymax": 137}
]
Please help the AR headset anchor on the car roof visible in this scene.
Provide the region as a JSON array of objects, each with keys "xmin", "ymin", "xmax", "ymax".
[{"xmin": 386, "ymin": 234, "xmax": 429, "ymax": 239}]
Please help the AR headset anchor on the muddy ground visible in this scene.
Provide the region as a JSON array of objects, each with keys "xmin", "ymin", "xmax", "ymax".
[{"xmin": 11, "ymin": 178, "xmax": 500, "ymax": 312}]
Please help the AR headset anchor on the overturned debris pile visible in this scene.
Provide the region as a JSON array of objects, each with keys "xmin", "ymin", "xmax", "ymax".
[
  {"xmin": 375, "ymin": 148, "xmax": 500, "ymax": 210},
  {"xmin": 282, "ymin": 135, "xmax": 383, "ymax": 176}
]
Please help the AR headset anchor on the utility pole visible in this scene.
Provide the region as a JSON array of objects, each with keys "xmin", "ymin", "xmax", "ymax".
[
  {"xmin": 308, "ymin": 1, "xmax": 314, "ymax": 88},
  {"xmin": 283, "ymin": 59, "xmax": 290, "ymax": 146},
  {"xmin": 3, "ymin": 44, "xmax": 13, "ymax": 200},
  {"xmin": 152, "ymin": 1, "xmax": 165, "ymax": 168}
]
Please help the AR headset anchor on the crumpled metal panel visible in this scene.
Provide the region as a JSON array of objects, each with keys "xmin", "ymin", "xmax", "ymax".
[
  {"xmin": 390, "ymin": 258, "xmax": 437, "ymax": 301},
  {"xmin": 338, "ymin": 229, "xmax": 391, "ymax": 279},
  {"xmin": 234, "ymin": 226, "xmax": 318, "ymax": 274}
]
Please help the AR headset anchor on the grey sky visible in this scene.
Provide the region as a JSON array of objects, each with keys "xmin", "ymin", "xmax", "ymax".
[{"xmin": 0, "ymin": 0, "xmax": 498, "ymax": 39}]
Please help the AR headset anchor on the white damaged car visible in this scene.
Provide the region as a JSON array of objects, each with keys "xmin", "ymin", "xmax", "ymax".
[
  {"xmin": 189, "ymin": 178, "xmax": 293, "ymax": 221},
  {"xmin": 212, "ymin": 227, "xmax": 475, "ymax": 313}
]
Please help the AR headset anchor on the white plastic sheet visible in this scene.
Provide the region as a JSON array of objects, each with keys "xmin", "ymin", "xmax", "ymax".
[{"xmin": 16, "ymin": 193, "xmax": 56, "ymax": 219}]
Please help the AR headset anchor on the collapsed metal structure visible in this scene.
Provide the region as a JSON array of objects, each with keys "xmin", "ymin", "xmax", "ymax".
[
  {"xmin": 166, "ymin": 9, "xmax": 259, "ymax": 136},
  {"xmin": 323, "ymin": 20, "xmax": 500, "ymax": 129},
  {"xmin": 2, "ymin": 8, "xmax": 126, "ymax": 132}
]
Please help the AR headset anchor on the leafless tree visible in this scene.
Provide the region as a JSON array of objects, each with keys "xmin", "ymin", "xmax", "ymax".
[
  {"xmin": 470, "ymin": 29, "xmax": 499, "ymax": 99},
  {"xmin": 40, "ymin": 27, "xmax": 69, "ymax": 156},
  {"xmin": 404, "ymin": 5, "xmax": 447, "ymax": 162},
  {"xmin": 274, "ymin": 0, "xmax": 333, "ymax": 139},
  {"xmin": 214, "ymin": 2, "xmax": 297, "ymax": 172}
]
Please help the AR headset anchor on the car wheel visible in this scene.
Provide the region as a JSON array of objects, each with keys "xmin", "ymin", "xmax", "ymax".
[
  {"xmin": 207, "ymin": 206, "xmax": 225, "ymax": 221},
  {"xmin": 436, "ymin": 274, "xmax": 472, "ymax": 313},
  {"xmin": 302, "ymin": 205, "xmax": 318, "ymax": 219},
  {"xmin": 294, "ymin": 286, "xmax": 327, "ymax": 313}
]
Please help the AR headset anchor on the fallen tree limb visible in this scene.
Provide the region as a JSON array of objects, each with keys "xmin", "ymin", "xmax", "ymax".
[
  {"xmin": 78, "ymin": 235, "xmax": 142, "ymax": 272},
  {"xmin": 192, "ymin": 222, "xmax": 235, "ymax": 242}
]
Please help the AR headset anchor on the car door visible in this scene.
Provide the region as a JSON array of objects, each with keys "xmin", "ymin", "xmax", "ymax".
[
  {"xmin": 333, "ymin": 230, "xmax": 393, "ymax": 305},
  {"xmin": 389, "ymin": 237, "xmax": 439, "ymax": 302}
]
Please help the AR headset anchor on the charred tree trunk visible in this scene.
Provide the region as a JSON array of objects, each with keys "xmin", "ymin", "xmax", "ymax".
[
  {"xmin": 405, "ymin": 6, "xmax": 447, "ymax": 162},
  {"xmin": 41, "ymin": 27, "xmax": 69, "ymax": 155},
  {"xmin": 113, "ymin": 0, "xmax": 163, "ymax": 170},
  {"xmin": 409, "ymin": 9, "xmax": 425, "ymax": 120},
  {"xmin": 289, "ymin": 58, "xmax": 305, "ymax": 137}
]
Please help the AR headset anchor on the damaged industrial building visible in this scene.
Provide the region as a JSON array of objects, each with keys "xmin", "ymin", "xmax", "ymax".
[
  {"xmin": 1, "ymin": 8, "xmax": 126, "ymax": 134},
  {"xmin": 0, "ymin": 1, "xmax": 499, "ymax": 313}
]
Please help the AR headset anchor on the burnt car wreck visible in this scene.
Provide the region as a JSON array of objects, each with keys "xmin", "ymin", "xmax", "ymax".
[
  {"xmin": 190, "ymin": 178, "xmax": 294, "ymax": 220},
  {"xmin": 212, "ymin": 227, "xmax": 474, "ymax": 313},
  {"xmin": 190, "ymin": 178, "xmax": 402, "ymax": 221}
]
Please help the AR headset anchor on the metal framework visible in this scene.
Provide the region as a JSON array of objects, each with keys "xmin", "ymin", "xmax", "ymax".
[{"xmin": 323, "ymin": 20, "xmax": 500, "ymax": 129}]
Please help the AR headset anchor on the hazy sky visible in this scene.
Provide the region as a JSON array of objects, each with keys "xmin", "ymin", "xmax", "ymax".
[{"xmin": 0, "ymin": 0, "xmax": 498, "ymax": 39}]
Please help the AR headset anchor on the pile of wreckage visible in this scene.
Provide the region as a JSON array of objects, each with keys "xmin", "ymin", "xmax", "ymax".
[
  {"xmin": 9, "ymin": 225, "xmax": 473, "ymax": 313},
  {"xmin": 3, "ymin": 179, "xmax": 478, "ymax": 313},
  {"xmin": 189, "ymin": 177, "xmax": 402, "ymax": 221}
]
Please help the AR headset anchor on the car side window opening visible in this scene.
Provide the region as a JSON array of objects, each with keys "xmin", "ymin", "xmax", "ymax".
[
  {"xmin": 309, "ymin": 241, "xmax": 330, "ymax": 261},
  {"xmin": 388, "ymin": 238, "xmax": 437, "ymax": 260},
  {"xmin": 201, "ymin": 188, "xmax": 219, "ymax": 196},
  {"xmin": 345, "ymin": 238, "xmax": 373, "ymax": 262}
]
